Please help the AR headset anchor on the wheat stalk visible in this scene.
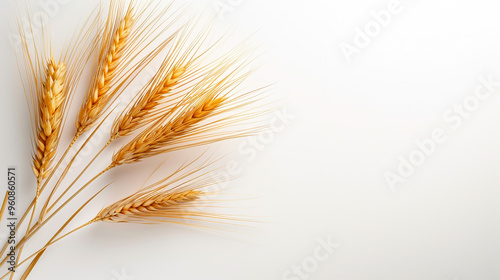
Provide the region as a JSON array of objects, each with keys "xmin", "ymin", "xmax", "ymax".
[
  {"xmin": 111, "ymin": 66, "xmax": 187, "ymax": 139},
  {"xmin": 11, "ymin": 5, "xmax": 101, "ymax": 278},
  {"xmin": 22, "ymin": 59, "xmax": 66, "ymax": 280},
  {"xmin": 112, "ymin": 95, "xmax": 225, "ymax": 166},
  {"xmin": 32, "ymin": 59, "xmax": 66, "ymax": 187},
  {"xmin": 97, "ymin": 189, "xmax": 202, "ymax": 222},
  {"xmin": 76, "ymin": 7, "xmax": 134, "ymax": 135}
]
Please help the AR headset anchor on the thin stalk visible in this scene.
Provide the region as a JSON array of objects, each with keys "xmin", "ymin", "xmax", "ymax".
[
  {"xmin": 43, "ymin": 138, "xmax": 113, "ymax": 216},
  {"xmin": 0, "ymin": 204, "xmax": 29, "ymax": 261},
  {"xmin": 38, "ymin": 137, "xmax": 82, "ymax": 220},
  {"xmin": 19, "ymin": 223, "xmax": 91, "ymax": 280},
  {"xmin": 39, "ymin": 117, "xmax": 112, "ymax": 219},
  {"xmin": 1, "ymin": 186, "xmax": 106, "ymax": 280},
  {"xmin": 0, "ymin": 134, "xmax": 78, "ymax": 262},
  {"xmin": 0, "ymin": 191, "xmax": 8, "ymax": 224},
  {"xmin": 16, "ymin": 165, "xmax": 113, "ymax": 250},
  {"xmin": 0, "ymin": 116, "xmax": 108, "ymax": 268},
  {"xmin": 0, "ymin": 222, "xmax": 90, "ymax": 280},
  {"xmin": 12, "ymin": 182, "xmax": 41, "ymax": 280}
]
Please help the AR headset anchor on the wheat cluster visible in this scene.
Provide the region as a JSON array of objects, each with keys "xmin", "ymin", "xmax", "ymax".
[{"xmin": 3, "ymin": 0, "xmax": 267, "ymax": 278}]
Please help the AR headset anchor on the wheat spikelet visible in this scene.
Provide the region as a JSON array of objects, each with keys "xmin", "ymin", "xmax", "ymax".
[
  {"xmin": 111, "ymin": 66, "xmax": 187, "ymax": 139},
  {"xmin": 97, "ymin": 189, "xmax": 202, "ymax": 223},
  {"xmin": 32, "ymin": 59, "xmax": 66, "ymax": 186},
  {"xmin": 76, "ymin": 7, "xmax": 134, "ymax": 134}
]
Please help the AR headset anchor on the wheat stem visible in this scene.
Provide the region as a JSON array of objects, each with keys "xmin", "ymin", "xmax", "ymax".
[
  {"xmin": 17, "ymin": 186, "xmax": 106, "ymax": 280},
  {"xmin": 44, "ymin": 139, "xmax": 113, "ymax": 215},
  {"xmin": 16, "ymin": 221, "xmax": 93, "ymax": 280},
  {"xmin": 15, "ymin": 184, "xmax": 38, "ymax": 279},
  {"xmin": 0, "ymin": 117, "xmax": 108, "ymax": 268},
  {"xmin": 14, "ymin": 166, "xmax": 110, "ymax": 252},
  {"xmin": 0, "ymin": 186, "xmax": 105, "ymax": 279},
  {"xmin": 0, "ymin": 112, "xmax": 111, "ymax": 266}
]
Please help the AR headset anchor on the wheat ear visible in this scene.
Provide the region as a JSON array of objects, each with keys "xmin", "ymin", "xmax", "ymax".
[
  {"xmin": 94, "ymin": 154, "xmax": 225, "ymax": 225},
  {"xmin": 23, "ymin": 58, "xmax": 67, "ymax": 279},
  {"xmin": 32, "ymin": 59, "xmax": 66, "ymax": 188},
  {"xmin": 111, "ymin": 66, "xmax": 187, "ymax": 139},
  {"xmin": 112, "ymin": 95, "xmax": 225, "ymax": 166},
  {"xmin": 76, "ymin": 7, "xmax": 134, "ymax": 134},
  {"xmin": 98, "ymin": 189, "xmax": 202, "ymax": 222}
]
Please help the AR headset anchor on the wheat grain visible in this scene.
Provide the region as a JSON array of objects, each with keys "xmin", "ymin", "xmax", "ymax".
[{"xmin": 32, "ymin": 59, "xmax": 66, "ymax": 186}]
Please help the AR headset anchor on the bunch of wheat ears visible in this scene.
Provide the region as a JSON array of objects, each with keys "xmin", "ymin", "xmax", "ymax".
[{"xmin": 3, "ymin": 0, "xmax": 267, "ymax": 278}]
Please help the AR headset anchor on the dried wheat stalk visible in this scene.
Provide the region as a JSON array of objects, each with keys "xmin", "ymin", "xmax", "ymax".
[
  {"xmin": 11, "ymin": 5, "xmax": 101, "ymax": 278},
  {"xmin": 94, "ymin": 154, "xmax": 229, "ymax": 225},
  {"xmin": 97, "ymin": 189, "xmax": 202, "ymax": 222},
  {"xmin": 112, "ymin": 94, "xmax": 225, "ymax": 166},
  {"xmin": 111, "ymin": 66, "xmax": 187, "ymax": 139},
  {"xmin": 32, "ymin": 59, "xmax": 66, "ymax": 187},
  {"xmin": 76, "ymin": 6, "xmax": 134, "ymax": 135}
]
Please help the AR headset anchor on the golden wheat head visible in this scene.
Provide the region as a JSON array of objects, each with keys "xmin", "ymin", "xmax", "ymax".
[
  {"xmin": 97, "ymin": 189, "xmax": 202, "ymax": 223},
  {"xmin": 95, "ymin": 155, "xmax": 225, "ymax": 225},
  {"xmin": 32, "ymin": 59, "xmax": 66, "ymax": 186},
  {"xmin": 76, "ymin": 6, "xmax": 134, "ymax": 135},
  {"xmin": 112, "ymin": 94, "xmax": 225, "ymax": 166},
  {"xmin": 110, "ymin": 66, "xmax": 187, "ymax": 139}
]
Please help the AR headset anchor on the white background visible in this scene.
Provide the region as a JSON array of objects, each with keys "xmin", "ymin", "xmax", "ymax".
[{"xmin": 1, "ymin": 0, "xmax": 500, "ymax": 279}]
